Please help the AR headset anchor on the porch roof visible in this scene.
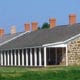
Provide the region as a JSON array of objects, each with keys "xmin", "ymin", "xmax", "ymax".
[{"xmin": 0, "ymin": 23, "xmax": 80, "ymax": 50}]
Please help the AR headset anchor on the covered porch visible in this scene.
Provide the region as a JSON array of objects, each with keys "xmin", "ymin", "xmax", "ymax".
[
  {"xmin": 0, "ymin": 46, "xmax": 68, "ymax": 67},
  {"xmin": 0, "ymin": 47, "xmax": 46, "ymax": 67}
]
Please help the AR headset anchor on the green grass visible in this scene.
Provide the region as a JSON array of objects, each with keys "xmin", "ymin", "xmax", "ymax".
[{"xmin": 0, "ymin": 66, "xmax": 80, "ymax": 80}]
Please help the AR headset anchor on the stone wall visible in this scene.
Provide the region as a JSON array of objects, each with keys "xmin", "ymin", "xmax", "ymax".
[
  {"xmin": 67, "ymin": 37, "xmax": 80, "ymax": 65},
  {"xmin": 60, "ymin": 48, "xmax": 66, "ymax": 65}
]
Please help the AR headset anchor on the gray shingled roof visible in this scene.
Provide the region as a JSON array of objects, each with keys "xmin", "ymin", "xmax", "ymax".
[
  {"xmin": 0, "ymin": 32, "xmax": 23, "ymax": 44},
  {"xmin": 0, "ymin": 24, "xmax": 80, "ymax": 50}
]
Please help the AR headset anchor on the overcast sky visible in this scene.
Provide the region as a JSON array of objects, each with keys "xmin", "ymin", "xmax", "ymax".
[{"xmin": 0, "ymin": 0, "xmax": 80, "ymax": 33}]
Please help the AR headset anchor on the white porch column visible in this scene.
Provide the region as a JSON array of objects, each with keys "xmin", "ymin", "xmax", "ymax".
[
  {"xmin": 4, "ymin": 51, "xmax": 6, "ymax": 66},
  {"xmin": 66, "ymin": 46, "xmax": 68, "ymax": 66},
  {"xmin": 14, "ymin": 50, "xmax": 17, "ymax": 66},
  {"xmin": 1, "ymin": 51, "xmax": 3, "ymax": 66},
  {"xmin": 39, "ymin": 48, "xmax": 42, "ymax": 66},
  {"xmin": 34, "ymin": 48, "xmax": 37, "ymax": 66},
  {"xmin": 11, "ymin": 50, "xmax": 13, "ymax": 66},
  {"xmin": 18, "ymin": 50, "xmax": 20, "ymax": 66},
  {"xmin": 30, "ymin": 48, "xmax": 33, "ymax": 66},
  {"xmin": 55, "ymin": 48, "xmax": 57, "ymax": 65},
  {"xmin": 26, "ymin": 49, "xmax": 28, "ymax": 66},
  {"xmin": 7, "ymin": 51, "xmax": 10, "ymax": 66},
  {"xmin": 22, "ymin": 49, "xmax": 24, "ymax": 66},
  {"xmin": 44, "ymin": 47, "xmax": 47, "ymax": 67}
]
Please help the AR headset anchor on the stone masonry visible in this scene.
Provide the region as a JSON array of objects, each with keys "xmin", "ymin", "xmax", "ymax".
[{"xmin": 67, "ymin": 37, "xmax": 80, "ymax": 65}]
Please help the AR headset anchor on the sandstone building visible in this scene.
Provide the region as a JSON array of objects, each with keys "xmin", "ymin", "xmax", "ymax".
[{"xmin": 0, "ymin": 14, "xmax": 79, "ymax": 67}]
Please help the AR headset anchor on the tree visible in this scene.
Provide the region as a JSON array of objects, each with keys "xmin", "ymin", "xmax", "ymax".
[{"xmin": 41, "ymin": 22, "xmax": 50, "ymax": 29}]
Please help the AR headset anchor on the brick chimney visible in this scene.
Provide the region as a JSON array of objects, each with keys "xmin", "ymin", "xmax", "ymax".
[
  {"xmin": 10, "ymin": 26, "xmax": 16, "ymax": 34},
  {"xmin": 24, "ymin": 23, "xmax": 30, "ymax": 32},
  {"xmin": 49, "ymin": 18, "xmax": 56, "ymax": 28},
  {"xmin": 0, "ymin": 28, "xmax": 4, "ymax": 37},
  {"xmin": 69, "ymin": 14, "xmax": 76, "ymax": 25},
  {"xmin": 31, "ymin": 22, "xmax": 38, "ymax": 31}
]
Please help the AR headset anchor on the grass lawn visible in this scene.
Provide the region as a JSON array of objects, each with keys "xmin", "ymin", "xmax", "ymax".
[{"xmin": 0, "ymin": 66, "xmax": 80, "ymax": 80}]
